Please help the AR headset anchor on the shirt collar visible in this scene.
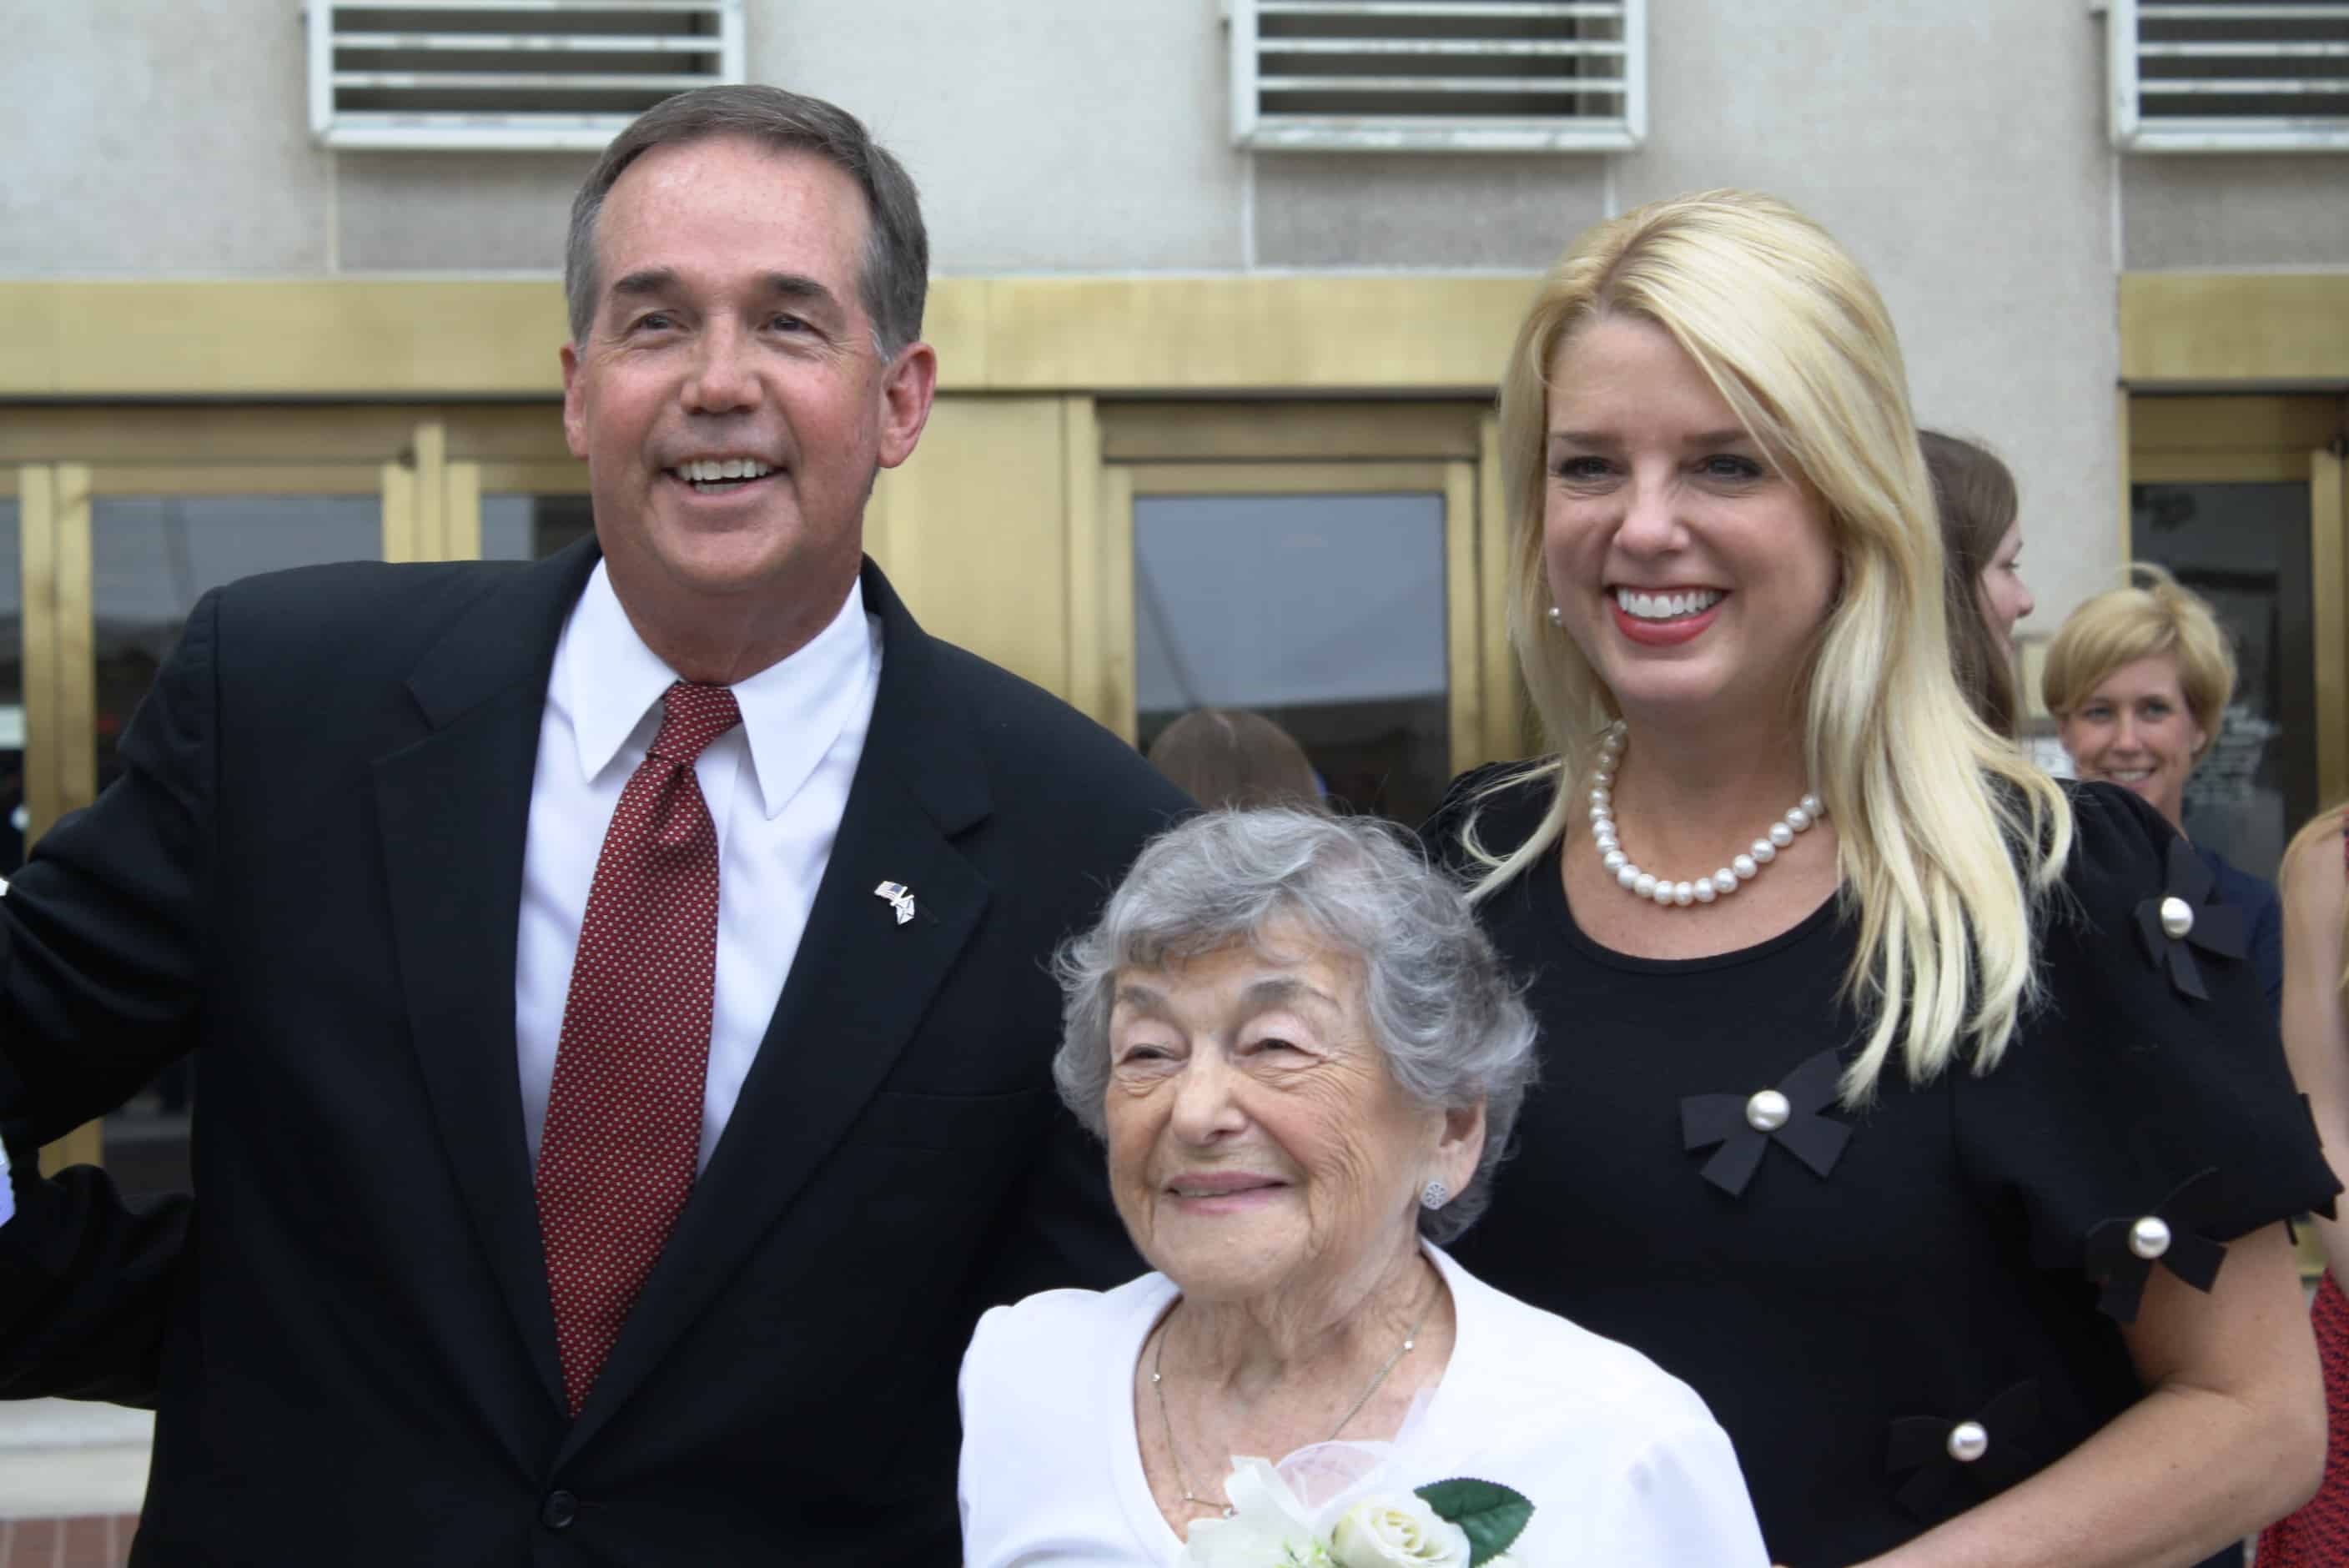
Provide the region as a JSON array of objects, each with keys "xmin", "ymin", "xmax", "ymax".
[{"xmin": 562, "ymin": 560, "xmax": 874, "ymax": 821}]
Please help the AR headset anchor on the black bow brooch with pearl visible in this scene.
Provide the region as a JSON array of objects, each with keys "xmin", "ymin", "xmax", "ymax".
[
  {"xmin": 1680, "ymin": 1046, "xmax": 1852, "ymax": 1197},
  {"xmin": 2134, "ymin": 837, "xmax": 2246, "ymax": 1003}
]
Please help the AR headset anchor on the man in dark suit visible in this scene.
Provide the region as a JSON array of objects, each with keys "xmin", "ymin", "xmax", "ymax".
[{"xmin": 0, "ymin": 85, "xmax": 1187, "ymax": 1563}]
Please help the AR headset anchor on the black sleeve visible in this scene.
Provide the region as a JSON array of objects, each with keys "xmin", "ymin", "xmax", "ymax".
[
  {"xmin": 0, "ymin": 590, "xmax": 217, "ymax": 1400},
  {"xmin": 0, "ymin": 1127, "xmax": 187, "ymax": 1405},
  {"xmin": 1956, "ymin": 783, "xmax": 2338, "ymax": 1323}
]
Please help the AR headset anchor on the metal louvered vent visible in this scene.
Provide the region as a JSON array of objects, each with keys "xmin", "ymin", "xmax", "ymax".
[
  {"xmin": 1228, "ymin": 0, "xmax": 1644, "ymax": 152},
  {"xmin": 2110, "ymin": 0, "xmax": 2349, "ymax": 150},
  {"xmin": 305, "ymin": 0, "xmax": 744, "ymax": 151}
]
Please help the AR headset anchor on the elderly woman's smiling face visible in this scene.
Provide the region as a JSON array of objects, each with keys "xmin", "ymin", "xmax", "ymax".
[{"xmin": 1103, "ymin": 917, "xmax": 1479, "ymax": 1304}]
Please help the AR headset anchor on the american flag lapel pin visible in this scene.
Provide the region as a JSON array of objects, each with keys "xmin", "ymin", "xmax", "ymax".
[{"xmin": 873, "ymin": 881, "xmax": 917, "ymax": 926}]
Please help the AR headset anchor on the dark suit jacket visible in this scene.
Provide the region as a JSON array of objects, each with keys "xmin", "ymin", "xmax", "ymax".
[{"xmin": 0, "ymin": 541, "xmax": 1190, "ymax": 1564}]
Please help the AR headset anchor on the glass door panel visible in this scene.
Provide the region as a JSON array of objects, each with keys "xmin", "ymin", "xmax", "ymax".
[
  {"xmin": 2128, "ymin": 394, "xmax": 2348, "ymax": 880},
  {"xmin": 91, "ymin": 490, "xmax": 381, "ymax": 1199},
  {"xmin": 1131, "ymin": 483, "xmax": 1460, "ymax": 826},
  {"xmin": 481, "ymin": 491, "xmax": 596, "ymax": 560},
  {"xmin": 2131, "ymin": 480, "xmax": 2315, "ymax": 880},
  {"xmin": 93, "ymin": 495, "xmax": 382, "ymax": 787},
  {"xmin": 1118, "ymin": 453, "xmax": 1484, "ymax": 826}
]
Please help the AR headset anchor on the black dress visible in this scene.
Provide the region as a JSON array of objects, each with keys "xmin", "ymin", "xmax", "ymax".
[{"xmin": 1428, "ymin": 769, "xmax": 2337, "ymax": 1568}]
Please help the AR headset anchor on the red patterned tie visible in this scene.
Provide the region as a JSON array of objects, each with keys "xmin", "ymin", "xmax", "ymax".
[{"xmin": 536, "ymin": 680, "xmax": 742, "ymax": 1415}]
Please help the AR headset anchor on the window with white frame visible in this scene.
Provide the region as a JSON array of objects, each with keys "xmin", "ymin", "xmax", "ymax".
[
  {"xmin": 305, "ymin": 0, "xmax": 745, "ymax": 151},
  {"xmin": 1228, "ymin": 0, "xmax": 1645, "ymax": 153},
  {"xmin": 2109, "ymin": 0, "xmax": 2349, "ymax": 151}
]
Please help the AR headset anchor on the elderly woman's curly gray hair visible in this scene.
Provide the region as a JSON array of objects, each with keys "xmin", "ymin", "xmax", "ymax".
[{"xmin": 1053, "ymin": 808, "xmax": 1538, "ymax": 1245}]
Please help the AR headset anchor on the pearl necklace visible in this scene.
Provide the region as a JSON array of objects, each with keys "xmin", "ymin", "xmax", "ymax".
[{"xmin": 1587, "ymin": 722, "xmax": 1823, "ymax": 909}]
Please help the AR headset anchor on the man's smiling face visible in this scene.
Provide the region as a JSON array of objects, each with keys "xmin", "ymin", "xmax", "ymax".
[{"xmin": 561, "ymin": 134, "xmax": 928, "ymax": 637}]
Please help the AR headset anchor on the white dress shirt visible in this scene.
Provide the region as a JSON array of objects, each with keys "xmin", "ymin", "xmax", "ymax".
[{"xmin": 514, "ymin": 560, "xmax": 882, "ymax": 1172}]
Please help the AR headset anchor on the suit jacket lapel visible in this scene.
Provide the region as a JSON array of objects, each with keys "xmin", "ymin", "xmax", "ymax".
[
  {"xmin": 561, "ymin": 560, "xmax": 993, "ymax": 1460},
  {"xmin": 375, "ymin": 540, "xmax": 601, "ymax": 1423}
]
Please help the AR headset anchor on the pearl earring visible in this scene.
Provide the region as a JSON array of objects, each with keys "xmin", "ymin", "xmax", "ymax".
[
  {"xmin": 1420, "ymin": 1179, "xmax": 1450, "ymax": 1211},
  {"xmin": 1545, "ymin": 606, "xmax": 1563, "ymax": 628}
]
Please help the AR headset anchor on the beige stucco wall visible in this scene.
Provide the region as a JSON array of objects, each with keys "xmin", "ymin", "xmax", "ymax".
[
  {"xmin": 1, "ymin": 0, "xmax": 334, "ymax": 274},
  {"xmin": 2123, "ymin": 157, "xmax": 2349, "ymax": 272}
]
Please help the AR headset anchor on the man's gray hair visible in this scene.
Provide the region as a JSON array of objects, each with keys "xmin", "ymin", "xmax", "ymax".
[
  {"xmin": 564, "ymin": 84, "xmax": 928, "ymax": 356},
  {"xmin": 1054, "ymin": 808, "xmax": 1539, "ymax": 1245}
]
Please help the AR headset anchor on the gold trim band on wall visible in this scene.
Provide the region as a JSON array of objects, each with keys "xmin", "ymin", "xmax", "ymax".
[
  {"xmin": 3, "ymin": 271, "xmax": 2342, "ymax": 400},
  {"xmin": 2122, "ymin": 275, "xmax": 2349, "ymax": 390},
  {"xmin": 0, "ymin": 277, "xmax": 1538, "ymax": 400}
]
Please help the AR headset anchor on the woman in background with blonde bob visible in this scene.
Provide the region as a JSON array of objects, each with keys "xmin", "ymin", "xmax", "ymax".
[
  {"xmin": 1425, "ymin": 188, "xmax": 2333, "ymax": 1568},
  {"xmin": 2042, "ymin": 564, "xmax": 2282, "ymax": 1008}
]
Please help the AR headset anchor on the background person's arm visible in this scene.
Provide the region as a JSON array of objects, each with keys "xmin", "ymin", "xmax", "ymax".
[{"xmin": 2277, "ymin": 821, "xmax": 2349, "ymax": 1273}]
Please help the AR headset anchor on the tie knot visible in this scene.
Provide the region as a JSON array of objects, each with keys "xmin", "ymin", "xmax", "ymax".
[{"xmin": 649, "ymin": 681, "xmax": 742, "ymax": 765}]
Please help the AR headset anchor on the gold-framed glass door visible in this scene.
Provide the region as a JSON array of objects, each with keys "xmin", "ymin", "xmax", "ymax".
[
  {"xmin": 82, "ymin": 463, "xmax": 386, "ymax": 1197},
  {"xmin": 8, "ymin": 402, "xmax": 584, "ymax": 1184},
  {"xmin": 1098, "ymin": 397, "xmax": 1520, "ymax": 828},
  {"xmin": 2128, "ymin": 395, "xmax": 2349, "ymax": 881},
  {"xmin": 3, "ymin": 405, "xmax": 447, "ymax": 1183}
]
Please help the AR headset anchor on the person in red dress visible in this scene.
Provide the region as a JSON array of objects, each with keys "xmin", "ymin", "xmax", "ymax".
[{"xmin": 2259, "ymin": 807, "xmax": 2349, "ymax": 1565}]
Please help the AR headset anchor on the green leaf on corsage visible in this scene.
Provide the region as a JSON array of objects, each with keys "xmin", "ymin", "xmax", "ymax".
[{"xmin": 1413, "ymin": 1477, "xmax": 1532, "ymax": 1566}]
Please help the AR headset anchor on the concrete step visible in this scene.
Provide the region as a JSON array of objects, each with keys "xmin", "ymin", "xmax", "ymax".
[{"xmin": 0, "ymin": 1403, "xmax": 150, "ymax": 1522}]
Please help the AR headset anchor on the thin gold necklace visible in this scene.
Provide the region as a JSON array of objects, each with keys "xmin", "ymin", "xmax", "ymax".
[{"xmin": 1148, "ymin": 1277, "xmax": 1439, "ymax": 1519}]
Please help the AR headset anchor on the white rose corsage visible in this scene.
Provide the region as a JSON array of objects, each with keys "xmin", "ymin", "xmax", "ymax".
[{"xmin": 1179, "ymin": 1460, "xmax": 1532, "ymax": 1568}]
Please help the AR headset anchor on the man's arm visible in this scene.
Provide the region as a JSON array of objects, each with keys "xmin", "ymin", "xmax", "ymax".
[
  {"xmin": 0, "ymin": 1128, "xmax": 189, "ymax": 1405},
  {"xmin": 0, "ymin": 592, "xmax": 219, "ymax": 1402}
]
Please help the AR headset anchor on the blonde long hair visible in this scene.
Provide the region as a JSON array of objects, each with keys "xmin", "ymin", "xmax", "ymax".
[{"xmin": 1463, "ymin": 190, "xmax": 2073, "ymax": 1101}]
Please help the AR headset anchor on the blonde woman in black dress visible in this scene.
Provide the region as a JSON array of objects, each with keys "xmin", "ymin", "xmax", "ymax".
[{"xmin": 1426, "ymin": 189, "xmax": 2332, "ymax": 1568}]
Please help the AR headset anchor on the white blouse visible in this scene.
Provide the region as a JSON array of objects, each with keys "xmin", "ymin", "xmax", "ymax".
[{"xmin": 958, "ymin": 1244, "xmax": 1768, "ymax": 1565}]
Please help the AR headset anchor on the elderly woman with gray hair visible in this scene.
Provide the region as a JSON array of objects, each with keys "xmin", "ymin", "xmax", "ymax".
[{"xmin": 957, "ymin": 809, "xmax": 1766, "ymax": 1566}]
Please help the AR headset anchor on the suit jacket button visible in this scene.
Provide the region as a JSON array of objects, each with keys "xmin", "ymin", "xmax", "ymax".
[{"xmin": 541, "ymin": 1490, "xmax": 578, "ymax": 1530}]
